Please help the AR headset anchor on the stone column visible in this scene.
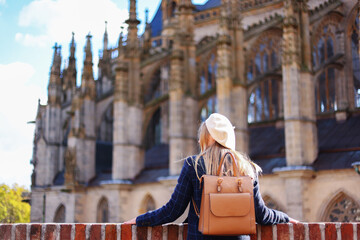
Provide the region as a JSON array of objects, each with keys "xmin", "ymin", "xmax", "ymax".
[
  {"xmin": 282, "ymin": 0, "xmax": 317, "ymax": 166},
  {"xmin": 281, "ymin": 0, "xmax": 318, "ymax": 221},
  {"xmin": 274, "ymin": 167, "xmax": 315, "ymax": 221},
  {"xmin": 169, "ymin": 49, "xmax": 185, "ymax": 175}
]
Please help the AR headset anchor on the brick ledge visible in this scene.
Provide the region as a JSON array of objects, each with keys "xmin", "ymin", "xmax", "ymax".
[{"xmin": 0, "ymin": 222, "xmax": 359, "ymax": 239}]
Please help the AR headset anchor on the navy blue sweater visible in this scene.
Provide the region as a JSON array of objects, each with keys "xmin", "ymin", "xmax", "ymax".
[{"xmin": 136, "ymin": 156, "xmax": 289, "ymax": 240}]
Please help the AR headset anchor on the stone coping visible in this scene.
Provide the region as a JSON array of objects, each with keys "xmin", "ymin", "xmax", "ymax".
[{"xmin": 0, "ymin": 222, "xmax": 359, "ymax": 239}]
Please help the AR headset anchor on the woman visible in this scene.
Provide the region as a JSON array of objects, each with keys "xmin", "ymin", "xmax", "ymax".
[{"xmin": 125, "ymin": 113, "xmax": 298, "ymax": 239}]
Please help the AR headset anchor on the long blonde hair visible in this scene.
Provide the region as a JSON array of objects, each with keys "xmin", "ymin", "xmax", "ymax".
[{"xmin": 194, "ymin": 122, "xmax": 262, "ymax": 180}]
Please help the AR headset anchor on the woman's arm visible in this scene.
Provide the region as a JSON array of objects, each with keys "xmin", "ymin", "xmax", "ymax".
[
  {"xmin": 136, "ymin": 159, "xmax": 193, "ymax": 226},
  {"xmin": 253, "ymin": 179, "xmax": 290, "ymax": 225}
]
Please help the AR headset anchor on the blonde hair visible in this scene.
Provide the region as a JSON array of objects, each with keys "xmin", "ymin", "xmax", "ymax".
[{"xmin": 194, "ymin": 122, "xmax": 262, "ymax": 180}]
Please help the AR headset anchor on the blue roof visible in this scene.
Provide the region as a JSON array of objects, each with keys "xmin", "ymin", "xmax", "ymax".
[
  {"xmin": 150, "ymin": 0, "xmax": 221, "ymax": 37},
  {"xmin": 195, "ymin": 0, "xmax": 221, "ymax": 11},
  {"xmin": 150, "ymin": 3, "xmax": 163, "ymax": 37}
]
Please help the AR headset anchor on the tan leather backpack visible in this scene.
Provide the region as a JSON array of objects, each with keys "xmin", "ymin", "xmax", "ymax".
[{"xmin": 193, "ymin": 152, "xmax": 256, "ymax": 236}]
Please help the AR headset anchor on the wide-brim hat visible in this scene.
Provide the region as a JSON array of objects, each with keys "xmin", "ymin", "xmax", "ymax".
[{"xmin": 205, "ymin": 113, "xmax": 235, "ymax": 150}]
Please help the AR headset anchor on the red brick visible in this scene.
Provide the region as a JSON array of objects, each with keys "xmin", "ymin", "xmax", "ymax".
[
  {"xmin": 75, "ymin": 224, "xmax": 86, "ymax": 240},
  {"xmin": 183, "ymin": 224, "xmax": 188, "ymax": 240},
  {"xmin": 151, "ymin": 225, "xmax": 162, "ymax": 240},
  {"xmin": 277, "ymin": 224, "xmax": 289, "ymax": 240},
  {"xmin": 308, "ymin": 223, "xmax": 321, "ymax": 240},
  {"xmin": 45, "ymin": 224, "xmax": 57, "ymax": 239},
  {"xmin": 341, "ymin": 223, "xmax": 353, "ymax": 240},
  {"xmin": 30, "ymin": 224, "xmax": 42, "ymax": 240},
  {"xmin": 0, "ymin": 225, "xmax": 12, "ymax": 240},
  {"xmin": 105, "ymin": 224, "xmax": 116, "ymax": 240},
  {"xmin": 325, "ymin": 223, "xmax": 336, "ymax": 240},
  {"xmin": 137, "ymin": 226, "xmax": 148, "ymax": 239},
  {"xmin": 15, "ymin": 224, "xmax": 27, "ymax": 240},
  {"xmin": 293, "ymin": 223, "xmax": 305, "ymax": 240},
  {"xmin": 260, "ymin": 225, "xmax": 273, "ymax": 240},
  {"xmin": 90, "ymin": 224, "xmax": 102, "ymax": 240},
  {"xmin": 121, "ymin": 224, "xmax": 132, "ymax": 240},
  {"xmin": 60, "ymin": 224, "xmax": 72, "ymax": 240},
  {"xmin": 167, "ymin": 224, "xmax": 178, "ymax": 239}
]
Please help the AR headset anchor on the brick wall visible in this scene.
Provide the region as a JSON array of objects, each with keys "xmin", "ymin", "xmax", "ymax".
[{"xmin": 0, "ymin": 223, "xmax": 359, "ymax": 239}]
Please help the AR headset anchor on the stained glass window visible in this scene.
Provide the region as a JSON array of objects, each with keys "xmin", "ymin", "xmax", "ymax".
[
  {"xmin": 247, "ymin": 34, "xmax": 282, "ymax": 83},
  {"xmin": 351, "ymin": 15, "xmax": 360, "ymax": 108},
  {"xmin": 201, "ymin": 96, "xmax": 218, "ymax": 122},
  {"xmin": 200, "ymin": 53, "xmax": 217, "ymax": 94},
  {"xmin": 248, "ymin": 79, "xmax": 281, "ymax": 123}
]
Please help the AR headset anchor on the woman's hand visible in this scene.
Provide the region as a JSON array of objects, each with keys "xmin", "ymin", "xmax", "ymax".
[
  {"xmin": 289, "ymin": 217, "xmax": 300, "ymax": 224},
  {"xmin": 124, "ymin": 217, "xmax": 136, "ymax": 224}
]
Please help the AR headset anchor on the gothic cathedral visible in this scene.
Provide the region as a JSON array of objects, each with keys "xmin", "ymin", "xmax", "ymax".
[{"xmin": 30, "ymin": 0, "xmax": 360, "ymax": 223}]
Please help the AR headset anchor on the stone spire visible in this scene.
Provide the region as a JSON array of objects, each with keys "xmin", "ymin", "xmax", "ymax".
[
  {"xmin": 103, "ymin": 21, "xmax": 109, "ymax": 50},
  {"xmin": 62, "ymin": 33, "xmax": 77, "ymax": 105},
  {"xmin": 125, "ymin": 0, "xmax": 140, "ymax": 49},
  {"xmin": 81, "ymin": 33, "xmax": 95, "ymax": 99},
  {"xmin": 48, "ymin": 43, "xmax": 62, "ymax": 106}
]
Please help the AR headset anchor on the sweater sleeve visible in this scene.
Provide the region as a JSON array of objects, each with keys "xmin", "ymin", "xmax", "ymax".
[
  {"xmin": 136, "ymin": 159, "xmax": 193, "ymax": 226},
  {"xmin": 253, "ymin": 178, "xmax": 289, "ymax": 225}
]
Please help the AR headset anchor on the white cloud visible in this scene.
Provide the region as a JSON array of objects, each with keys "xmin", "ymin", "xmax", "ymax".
[
  {"xmin": 0, "ymin": 62, "xmax": 45, "ymax": 189},
  {"xmin": 15, "ymin": 33, "xmax": 50, "ymax": 47},
  {"xmin": 18, "ymin": 0, "xmax": 128, "ymax": 48}
]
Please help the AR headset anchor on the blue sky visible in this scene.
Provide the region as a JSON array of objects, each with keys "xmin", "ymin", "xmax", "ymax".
[{"xmin": 0, "ymin": 0, "xmax": 206, "ymax": 190}]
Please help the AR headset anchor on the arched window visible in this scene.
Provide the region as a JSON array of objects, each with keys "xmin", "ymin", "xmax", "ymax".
[
  {"xmin": 323, "ymin": 192, "xmax": 360, "ymax": 222},
  {"xmin": 351, "ymin": 15, "xmax": 360, "ymax": 108},
  {"xmin": 97, "ymin": 197, "xmax": 109, "ymax": 223},
  {"xmin": 139, "ymin": 194, "xmax": 156, "ymax": 215},
  {"xmin": 145, "ymin": 108, "xmax": 162, "ymax": 150},
  {"xmin": 200, "ymin": 96, "xmax": 218, "ymax": 122},
  {"xmin": 313, "ymin": 25, "xmax": 336, "ymax": 68},
  {"xmin": 313, "ymin": 22, "xmax": 339, "ymax": 113},
  {"xmin": 54, "ymin": 204, "xmax": 65, "ymax": 223},
  {"xmin": 263, "ymin": 195, "xmax": 283, "ymax": 212},
  {"xmin": 315, "ymin": 68, "xmax": 337, "ymax": 112},
  {"xmin": 248, "ymin": 79, "xmax": 281, "ymax": 123},
  {"xmin": 247, "ymin": 35, "xmax": 282, "ymax": 82},
  {"xmin": 200, "ymin": 53, "xmax": 217, "ymax": 95},
  {"xmin": 98, "ymin": 104, "xmax": 113, "ymax": 142}
]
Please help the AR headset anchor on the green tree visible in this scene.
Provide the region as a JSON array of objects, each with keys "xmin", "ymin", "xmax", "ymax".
[{"xmin": 0, "ymin": 184, "xmax": 30, "ymax": 223}]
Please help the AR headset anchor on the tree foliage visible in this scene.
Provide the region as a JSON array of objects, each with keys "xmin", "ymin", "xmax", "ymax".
[{"xmin": 0, "ymin": 184, "xmax": 30, "ymax": 223}]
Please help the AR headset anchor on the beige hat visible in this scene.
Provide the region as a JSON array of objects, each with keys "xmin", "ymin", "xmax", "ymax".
[{"xmin": 205, "ymin": 113, "xmax": 235, "ymax": 150}]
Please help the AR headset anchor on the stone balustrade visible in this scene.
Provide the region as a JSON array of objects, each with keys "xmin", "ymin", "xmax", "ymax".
[{"xmin": 0, "ymin": 222, "xmax": 359, "ymax": 239}]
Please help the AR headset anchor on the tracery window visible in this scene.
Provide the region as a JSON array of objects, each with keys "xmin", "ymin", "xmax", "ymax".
[
  {"xmin": 323, "ymin": 193, "xmax": 360, "ymax": 222},
  {"xmin": 351, "ymin": 15, "xmax": 360, "ymax": 108},
  {"xmin": 312, "ymin": 26, "xmax": 335, "ymax": 68},
  {"xmin": 200, "ymin": 53, "xmax": 217, "ymax": 94},
  {"xmin": 247, "ymin": 35, "xmax": 282, "ymax": 82},
  {"xmin": 315, "ymin": 68, "xmax": 337, "ymax": 112},
  {"xmin": 200, "ymin": 96, "xmax": 218, "ymax": 122},
  {"xmin": 54, "ymin": 204, "xmax": 65, "ymax": 223},
  {"xmin": 97, "ymin": 197, "xmax": 109, "ymax": 223},
  {"xmin": 248, "ymin": 79, "xmax": 281, "ymax": 123},
  {"xmin": 313, "ymin": 24, "xmax": 338, "ymax": 113}
]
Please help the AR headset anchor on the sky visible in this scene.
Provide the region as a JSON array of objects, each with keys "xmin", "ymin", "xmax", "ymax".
[{"xmin": 0, "ymin": 0, "xmax": 207, "ymax": 190}]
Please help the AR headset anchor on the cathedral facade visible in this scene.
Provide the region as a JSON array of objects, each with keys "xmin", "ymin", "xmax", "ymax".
[{"xmin": 30, "ymin": 0, "xmax": 360, "ymax": 223}]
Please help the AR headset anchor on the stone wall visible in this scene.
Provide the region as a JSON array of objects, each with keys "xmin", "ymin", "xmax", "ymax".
[{"xmin": 0, "ymin": 223, "xmax": 359, "ymax": 239}]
